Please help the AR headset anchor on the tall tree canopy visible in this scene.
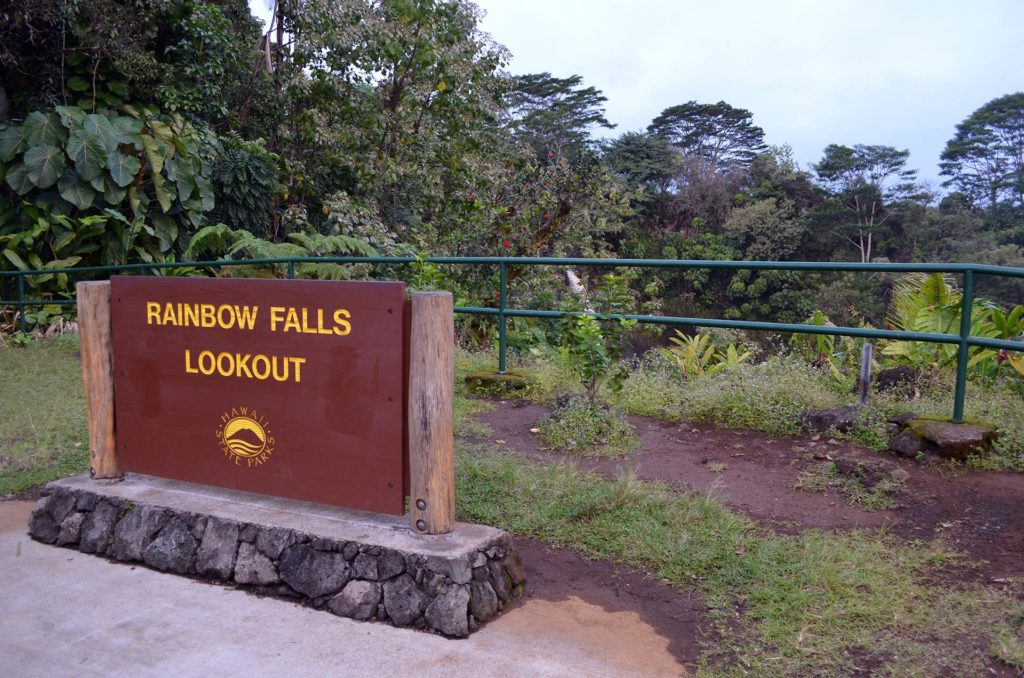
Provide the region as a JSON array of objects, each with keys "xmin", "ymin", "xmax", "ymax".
[
  {"xmin": 940, "ymin": 92, "xmax": 1024, "ymax": 209},
  {"xmin": 647, "ymin": 101, "xmax": 765, "ymax": 176},
  {"xmin": 813, "ymin": 144, "xmax": 922, "ymax": 262},
  {"xmin": 504, "ymin": 72, "xmax": 615, "ymax": 163}
]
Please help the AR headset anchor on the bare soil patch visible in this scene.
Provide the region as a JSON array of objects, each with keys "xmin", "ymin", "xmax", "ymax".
[{"xmin": 477, "ymin": 400, "xmax": 1024, "ymax": 581}]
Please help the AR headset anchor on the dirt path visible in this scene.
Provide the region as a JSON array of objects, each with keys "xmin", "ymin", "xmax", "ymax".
[{"xmin": 477, "ymin": 400, "xmax": 1024, "ymax": 581}]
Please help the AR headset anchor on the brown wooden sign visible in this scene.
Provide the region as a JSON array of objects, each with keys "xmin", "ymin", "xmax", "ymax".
[{"xmin": 109, "ymin": 276, "xmax": 407, "ymax": 515}]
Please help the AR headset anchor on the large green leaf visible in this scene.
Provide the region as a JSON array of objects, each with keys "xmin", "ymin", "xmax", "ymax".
[
  {"xmin": 85, "ymin": 114, "xmax": 121, "ymax": 153},
  {"xmin": 128, "ymin": 185, "xmax": 142, "ymax": 215},
  {"xmin": 66, "ymin": 76, "xmax": 90, "ymax": 92},
  {"xmin": 107, "ymin": 149, "xmax": 141, "ymax": 187},
  {"xmin": 103, "ymin": 176, "xmax": 127, "ymax": 205},
  {"xmin": 24, "ymin": 111, "xmax": 65, "ymax": 146},
  {"xmin": 66, "ymin": 130, "xmax": 109, "ymax": 181},
  {"xmin": 23, "ymin": 144, "xmax": 65, "ymax": 189},
  {"xmin": 58, "ymin": 172, "xmax": 96, "ymax": 210},
  {"xmin": 54, "ymin": 106, "xmax": 86, "ymax": 129},
  {"xmin": 152, "ymin": 215, "xmax": 179, "ymax": 252},
  {"xmin": 139, "ymin": 134, "xmax": 164, "ymax": 173},
  {"xmin": 0, "ymin": 125, "xmax": 27, "ymax": 161},
  {"xmin": 111, "ymin": 116, "xmax": 143, "ymax": 144},
  {"xmin": 151, "ymin": 171, "xmax": 173, "ymax": 213},
  {"xmin": 196, "ymin": 175, "xmax": 215, "ymax": 211},
  {"xmin": 2, "ymin": 249, "xmax": 29, "ymax": 271},
  {"xmin": 4, "ymin": 162, "xmax": 34, "ymax": 195},
  {"xmin": 148, "ymin": 119, "xmax": 174, "ymax": 145}
]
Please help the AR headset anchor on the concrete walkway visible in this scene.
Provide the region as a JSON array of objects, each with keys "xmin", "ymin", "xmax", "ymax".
[{"xmin": 0, "ymin": 501, "xmax": 686, "ymax": 677}]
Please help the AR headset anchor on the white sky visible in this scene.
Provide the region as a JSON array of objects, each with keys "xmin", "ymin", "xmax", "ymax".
[{"xmin": 249, "ymin": 0, "xmax": 1024, "ymax": 187}]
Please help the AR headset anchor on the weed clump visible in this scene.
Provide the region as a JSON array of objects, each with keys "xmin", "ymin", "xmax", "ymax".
[{"xmin": 538, "ymin": 397, "xmax": 636, "ymax": 457}]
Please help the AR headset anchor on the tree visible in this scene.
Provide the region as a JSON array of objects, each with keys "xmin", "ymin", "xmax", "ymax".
[
  {"xmin": 724, "ymin": 198, "xmax": 805, "ymax": 261},
  {"xmin": 505, "ymin": 72, "xmax": 615, "ymax": 160},
  {"xmin": 603, "ymin": 132, "xmax": 676, "ymax": 191},
  {"xmin": 940, "ymin": 93, "xmax": 1024, "ymax": 209},
  {"xmin": 647, "ymin": 100, "xmax": 766, "ymax": 176},
  {"xmin": 813, "ymin": 144, "xmax": 922, "ymax": 262}
]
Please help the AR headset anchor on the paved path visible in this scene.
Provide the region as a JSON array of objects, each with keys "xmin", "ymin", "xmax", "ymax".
[{"xmin": 0, "ymin": 501, "xmax": 686, "ymax": 677}]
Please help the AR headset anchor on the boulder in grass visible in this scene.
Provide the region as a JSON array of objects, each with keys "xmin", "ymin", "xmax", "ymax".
[
  {"xmin": 802, "ymin": 405, "xmax": 859, "ymax": 434},
  {"xmin": 902, "ymin": 418, "xmax": 997, "ymax": 461},
  {"xmin": 464, "ymin": 370, "xmax": 530, "ymax": 394}
]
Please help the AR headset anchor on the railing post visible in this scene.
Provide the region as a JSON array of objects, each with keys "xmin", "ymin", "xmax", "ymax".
[
  {"xmin": 952, "ymin": 269, "xmax": 974, "ymax": 423},
  {"xmin": 498, "ymin": 261, "xmax": 507, "ymax": 373},
  {"xmin": 287, "ymin": 260, "xmax": 296, "ymax": 279},
  {"xmin": 17, "ymin": 273, "xmax": 27, "ymax": 334}
]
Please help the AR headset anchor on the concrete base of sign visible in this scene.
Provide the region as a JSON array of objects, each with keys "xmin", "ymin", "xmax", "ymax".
[{"xmin": 27, "ymin": 474, "xmax": 525, "ymax": 637}]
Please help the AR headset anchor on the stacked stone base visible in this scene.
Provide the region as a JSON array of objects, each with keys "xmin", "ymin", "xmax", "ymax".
[{"xmin": 28, "ymin": 474, "xmax": 524, "ymax": 637}]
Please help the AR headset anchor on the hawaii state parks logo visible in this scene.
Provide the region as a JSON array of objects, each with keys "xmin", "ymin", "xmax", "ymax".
[{"xmin": 216, "ymin": 407, "xmax": 274, "ymax": 467}]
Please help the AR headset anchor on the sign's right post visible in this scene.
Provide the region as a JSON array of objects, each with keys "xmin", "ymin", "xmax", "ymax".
[{"xmin": 407, "ymin": 291, "xmax": 456, "ymax": 535}]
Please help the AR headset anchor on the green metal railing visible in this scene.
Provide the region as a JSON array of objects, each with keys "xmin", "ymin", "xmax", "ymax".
[{"xmin": 3, "ymin": 256, "xmax": 1024, "ymax": 423}]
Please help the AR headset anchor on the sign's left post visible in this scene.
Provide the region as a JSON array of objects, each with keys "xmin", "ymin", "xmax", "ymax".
[{"xmin": 76, "ymin": 281, "xmax": 122, "ymax": 480}]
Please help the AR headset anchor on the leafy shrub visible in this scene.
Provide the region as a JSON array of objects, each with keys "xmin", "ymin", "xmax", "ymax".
[
  {"xmin": 538, "ymin": 397, "xmax": 636, "ymax": 457},
  {"xmin": 1, "ymin": 105, "xmax": 215, "ymax": 237},
  {"xmin": 209, "ymin": 139, "xmax": 281, "ymax": 238}
]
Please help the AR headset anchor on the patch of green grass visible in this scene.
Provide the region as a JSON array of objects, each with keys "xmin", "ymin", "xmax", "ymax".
[
  {"xmin": 537, "ymin": 398, "xmax": 637, "ymax": 457},
  {"xmin": 677, "ymin": 358, "xmax": 845, "ymax": 436},
  {"xmin": 616, "ymin": 357, "xmax": 684, "ymax": 421},
  {"xmin": 794, "ymin": 463, "xmax": 900, "ymax": 511},
  {"xmin": 454, "ymin": 395, "xmax": 494, "ymax": 438},
  {"xmin": 457, "ymin": 443, "xmax": 1024, "ymax": 675},
  {"xmin": 0, "ymin": 335, "xmax": 89, "ymax": 494}
]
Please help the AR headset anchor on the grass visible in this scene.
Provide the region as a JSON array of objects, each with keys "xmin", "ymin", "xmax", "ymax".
[
  {"xmin": 537, "ymin": 397, "xmax": 637, "ymax": 457},
  {"xmin": 456, "ymin": 443, "xmax": 1024, "ymax": 676},
  {"xmin": 454, "ymin": 394, "xmax": 494, "ymax": 439},
  {"xmin": 794, "ymin": 463, "xmax": 901, "ymax": 511},
  {"xmin": 0, "ymin": 335, "xmax": 89, "ymax": 495}
]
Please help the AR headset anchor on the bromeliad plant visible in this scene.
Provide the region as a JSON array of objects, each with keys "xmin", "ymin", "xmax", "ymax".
[{"xmin": 661, "ymin": 330, "xmax": 752, "ymax": 381}]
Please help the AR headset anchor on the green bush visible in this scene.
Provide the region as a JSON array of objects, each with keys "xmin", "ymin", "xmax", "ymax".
[{"xmin": 538, "ymin": 397, "xmax": 636, "ymax": 457}]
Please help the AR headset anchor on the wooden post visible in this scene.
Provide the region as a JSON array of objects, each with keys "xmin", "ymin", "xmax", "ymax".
[
  {"xmin": 857, "ymin": 342, "xmax": 874, "ymax": 405},
  {"xmin": 407, "ymin": 291, "xmax": 455, "ymax": 534},
  {"xmin": 77, "ymin": 281, "xmax": 122, "ymax": 480}
]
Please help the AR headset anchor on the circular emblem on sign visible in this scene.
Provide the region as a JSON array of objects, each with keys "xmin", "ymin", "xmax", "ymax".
[{"xmin": 216, "ymin": 408, "xmax": 274, "ymax": 467}]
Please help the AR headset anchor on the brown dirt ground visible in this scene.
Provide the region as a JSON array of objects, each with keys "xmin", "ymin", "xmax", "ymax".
[
  {"xmin": 470, "ymin": 399, "xmax": 1024, "ymax": 673},
  {"xmin": 477, "ymin": 400, "xmax": 1024, "ymax": 582}
]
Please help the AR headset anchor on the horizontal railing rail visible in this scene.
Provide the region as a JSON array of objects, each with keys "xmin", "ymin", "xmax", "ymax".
[{"xmin": 3, "ymin": 256, "xmax": 1024, "ymax": 423}]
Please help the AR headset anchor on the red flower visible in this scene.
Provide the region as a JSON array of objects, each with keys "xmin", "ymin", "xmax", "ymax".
[
  {"xmin": 547, "ymin": 151, "xmax": 554, "ymax": 158},
  {"xmin": 542, "ymin": 215, "xmax": 550, "ymax": 221},
  {"xmin": 998, "ymin": 349, "xmax": 1008, "ymax": 364},
  {"xmin": 503, "ymin": 239, "xmax": 511, "ymax": 249}
]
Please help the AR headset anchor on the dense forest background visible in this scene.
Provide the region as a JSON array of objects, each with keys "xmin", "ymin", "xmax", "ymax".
[{"xmin": 2, "ymin": 0, "xmax": 1023, "ymax": 330}]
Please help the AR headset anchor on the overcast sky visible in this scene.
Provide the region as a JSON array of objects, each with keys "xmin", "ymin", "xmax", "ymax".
[{"xmin": 250, "ymin": 1, "xmax": 1024, "ymax": 188}]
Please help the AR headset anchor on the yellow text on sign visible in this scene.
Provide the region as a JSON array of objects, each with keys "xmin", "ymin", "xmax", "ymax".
[
  {"xmin": 144, "ymin": 302, "xmax": 352, "ymax": 336},
  {"xmin": 269, "ymin": 307, "xmax": 351, "ymax": 335},
  {"xmin": 184, "ymin": 350, "xmax": 306, "ymax": 383}
]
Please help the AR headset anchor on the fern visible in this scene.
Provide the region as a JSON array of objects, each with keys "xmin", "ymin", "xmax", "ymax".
[
  {"xmin": 885, "ymin": 273, "xmax": 960, "ymax": 331},
  {"xmin": 184, "ymin": 224, "xmax": 375, "ymax": 279}
]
